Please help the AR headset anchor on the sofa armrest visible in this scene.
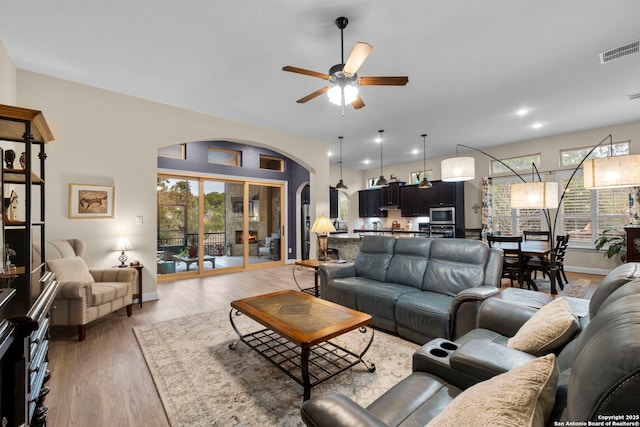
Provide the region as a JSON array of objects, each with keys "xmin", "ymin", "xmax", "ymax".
[
  {"xmin": 475, "ymin": 297, "xmax": 538, "ymax": 337},
  {"xmin": 57, "ymin": 281, "xmax": 92, "ymax": 301},
  {"xmin": 449, "ymin": 339, "xmax": 535, "ymax": 382},
  {"xmin": 450, "ymin": 286, "xmax": 500, "ymax": 339},
  {"xmin": 89, "ymin": 267, "xmax": 138, "ymax": 285},
  {"xmin": 301, "ymin": 393, "xmax": 387, "ymax": 427}
]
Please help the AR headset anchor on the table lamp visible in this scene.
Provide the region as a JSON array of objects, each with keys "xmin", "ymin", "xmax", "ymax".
[
  {"xmin": 112, "ymin": 237, "xmax": 133, "ymax": 267},
  {"xmin": 310, "ymin": 215, "xmax": 336, "ymax": 260}
]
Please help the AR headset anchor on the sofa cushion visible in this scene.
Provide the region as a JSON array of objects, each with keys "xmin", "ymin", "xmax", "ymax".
[
  {"xmin": 354, "ymin": 236, "xmax": 396, "ymax": 282},
  {"xmin": 508, "ymin": 297, "xmax": 579, "ymax": 356},
  {"xmin": 386, "ymin": 238, "xmax": 431, "ymax": 289},
  {"xmin": 324, "ymin": 277, "xmax": 377, "ymax": 310},
  {"xmin": 356, "ymin": 283, "xmax": 420, "ymax": 332},
  {"xmin": 422, "ymin": 239, "xmax": 488, "ymax": 296},
  {"xmin": 427, "ymin": 354, "xmax": 559, "ymax": 427},
  {"xmin": 46, "ymin": 256, "xmax": 95, "ymax": 284},
  {"xmin": 91, "ymin": 282, "xmax": 131, "ymax": 306},
  {"xmin": 396, "ymin": 291, "xmax": 455, "ymax": 343}
]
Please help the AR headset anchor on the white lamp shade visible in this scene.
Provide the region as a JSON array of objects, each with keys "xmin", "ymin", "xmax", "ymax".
[
  {"xmin": 441, "ymin": 157, "xmax": 475, "ymax": 182},
  {"xmin": 510, "ymin": 182, "xmax": 559, "ymax": 209},
  {"xmin": 583, "ymin": 154, "xmax": 640, "ymax": 189},
  {"xmin": 112, "ymin": 237, "xmax": 133, "ymax": 251},
  {"xmin": 310, "ymin": 215, "xmax": 336, "ymax": 234}
]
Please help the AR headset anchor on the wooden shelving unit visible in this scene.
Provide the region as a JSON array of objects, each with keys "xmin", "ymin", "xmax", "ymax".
[{"xmin": 0, "ymin": 104, "xmax": 58, "ymax": 427}]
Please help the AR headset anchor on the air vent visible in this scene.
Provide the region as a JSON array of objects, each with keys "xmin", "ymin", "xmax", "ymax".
[
  {"xmin": 600, "ymin": 40, "xmax": 639, "ymax": 64},
  {"xmin": 628, "ymin": 93, "xmax": 640, "ymax": 101}
]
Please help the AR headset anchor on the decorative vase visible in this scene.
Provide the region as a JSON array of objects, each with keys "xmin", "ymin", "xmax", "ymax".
[{"xmin": 188, "ymin": 247, "xmax": 197, "ymax": 257}]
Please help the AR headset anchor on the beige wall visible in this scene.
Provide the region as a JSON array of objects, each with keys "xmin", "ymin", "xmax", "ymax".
[
  {"xmin": 13, "ymin": 70, "xmax": 330, "ymax": 301},
  {"xmin": 349, "ymin": 121, "xmax": 640, "ymax": 274},
  {"xmin": 0, "ymin": 39, "xmax": 17, "ymax": 105}
]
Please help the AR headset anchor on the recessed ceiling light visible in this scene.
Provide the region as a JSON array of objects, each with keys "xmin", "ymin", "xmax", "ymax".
[
  {"xmin": 363, "ymin": 159, "xmax": 370, "ymax": 165},
  {"xmin": 531, "ymin": 122, "xmax": 543, "ymax": 129},
  {"xmin": 412, "ymin": 149, "xmax": 419, "ymax": 155},
  {"xmin": 516, "ymin": 108, "xmax": 529, "ymax": 116}
]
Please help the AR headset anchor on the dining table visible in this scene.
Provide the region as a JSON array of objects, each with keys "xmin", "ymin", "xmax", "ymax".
[{"xmin": 490, "ymin": 240, "xmax": 558, "ymax": 294}]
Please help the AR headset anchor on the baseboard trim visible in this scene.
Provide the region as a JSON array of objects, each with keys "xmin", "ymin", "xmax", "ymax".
[{"xmin": 564, "ymin": 266, "xmax": 610, "ymax": 276}]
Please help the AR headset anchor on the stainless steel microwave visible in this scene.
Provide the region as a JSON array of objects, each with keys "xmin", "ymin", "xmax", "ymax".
[{"xmin": 430, "ymin": 207, "xmax": 455, "ymax": 225}]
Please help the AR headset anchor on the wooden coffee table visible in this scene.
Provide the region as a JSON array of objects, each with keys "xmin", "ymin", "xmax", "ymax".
[{"xmin": 229, "ymin": 290, "xmax": 375, "ymax": 401}]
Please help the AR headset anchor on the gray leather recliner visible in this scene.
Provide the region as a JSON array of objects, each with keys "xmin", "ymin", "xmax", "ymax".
[{"xmin": 301, "ymin": 287, "xmax": 640, "ymax": 426}]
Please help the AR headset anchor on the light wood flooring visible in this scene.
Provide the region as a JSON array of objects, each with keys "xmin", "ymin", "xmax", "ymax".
[{"xmin": 46, "ymin": 266, "xmax": 602, "ymax": 426}]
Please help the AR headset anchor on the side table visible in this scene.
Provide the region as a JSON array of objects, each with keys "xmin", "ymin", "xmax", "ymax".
[{"xmin": 114, "ymin": 264, "xmax": 144, "ymax": 308}]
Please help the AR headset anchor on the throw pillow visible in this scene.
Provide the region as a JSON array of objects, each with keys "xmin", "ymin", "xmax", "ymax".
[
  {"xmin": 46, "ymin": 256, "xmax": 95, "ymax": 283},
  {"xmin": 507, "ymin": 297, "xmax": 579, "ymax": 356},
  {"xmin": 427, "ymin": 353, "xmax": 558, "ymax": 427}
]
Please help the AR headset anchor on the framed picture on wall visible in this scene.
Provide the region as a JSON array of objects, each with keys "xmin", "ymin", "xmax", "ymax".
[{"xmin": 68, "ymin": 184, "xmax": 115, "ymax": 219}]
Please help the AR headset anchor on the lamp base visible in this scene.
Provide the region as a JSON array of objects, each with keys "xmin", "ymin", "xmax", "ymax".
[{"xmin": 118, "ymin": 251, "xmax": 128, "ymax": 267}]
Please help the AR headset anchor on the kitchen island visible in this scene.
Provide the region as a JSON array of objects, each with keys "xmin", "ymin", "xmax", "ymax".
[{"xmin": 327, "ymin": 230, "xmax": 428, "ymax": 261}]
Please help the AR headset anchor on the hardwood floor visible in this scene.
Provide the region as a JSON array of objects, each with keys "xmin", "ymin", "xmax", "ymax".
[{"xmin": 46, "ymin": 266, "xmax": 601, "ymax": 426}]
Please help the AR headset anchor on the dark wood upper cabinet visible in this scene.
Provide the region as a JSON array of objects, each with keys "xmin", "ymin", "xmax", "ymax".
[
  {"xmin": 358, "ymin": 188, "xmax": 387, "ymax": 218},
  {"xmin": 330, "ymin": 187, "xmax": 338, "ymax": 219}
]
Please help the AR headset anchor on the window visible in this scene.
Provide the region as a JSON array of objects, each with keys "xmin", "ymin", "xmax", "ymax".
[
  {"xmin": 259, "ymin": 155, "xmax": 284, "ymax": 171},
  {"xmin": 490, "ymin": 171, "xmax": 631, "ymax": 247},
  {"xmin": 559, "ymin": 172, "xmax": 630, "ymax": 246},
  {"xmin": 410, "ymin": 170, "xmax": 434, "ymax": 185},
  {"xmin": 158, "ymin": 144, "xmax": 186, "ymax": 160},
  {"xmin": 491, "ymin": 176, "xmax": 545, "ymax": 236},
  {"xmin": 338, "ymin": 191, "xmax": 349, "ymax": 221},
  {"xmin": 560, "ymin": 140, "xmax": 630, "ymax": 167},
  {"xmin": 491, "ymin": 153, "xmax": 541, "ymax": 174},
  {"xmin": 208, "ymin": 147, "xmax": 241, "ymax": 166}
]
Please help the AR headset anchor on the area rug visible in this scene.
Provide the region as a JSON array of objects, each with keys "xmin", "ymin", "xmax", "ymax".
[
  {"xmin": 526, "ymin": 277, "xmax": 591, "ymax": 298},
  {"xmin": 134, "ymin": 309, "xmax": 419, "ymax": 427}
]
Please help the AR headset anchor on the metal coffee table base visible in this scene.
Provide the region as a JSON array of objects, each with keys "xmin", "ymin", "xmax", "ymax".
[{"xmin": 229, "ymin": 310, "xmax": 376, "ymax": 401}]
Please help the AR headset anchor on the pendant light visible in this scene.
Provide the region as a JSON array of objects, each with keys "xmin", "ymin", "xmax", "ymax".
[
  {"xmin": 374, "ymin": 129, "xmax": 388, "ymax": 187},
  {"xmin": 335, "ymin": 136, "xmax": 348, "ymax": 189},
  {"xmin": 418, "ymin": 134, "xmax": 433, "ymax": 189}
]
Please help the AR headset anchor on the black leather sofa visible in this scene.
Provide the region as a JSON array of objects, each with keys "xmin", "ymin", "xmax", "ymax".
[
  {"xmin": 318, "ymin": 236, "xmax": 503, "ymax": 344},
  {"xmin": 301, "ymin": 263, "xmax": 640, "ymax": 426}
]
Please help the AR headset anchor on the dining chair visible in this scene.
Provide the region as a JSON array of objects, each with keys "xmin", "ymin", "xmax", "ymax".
[
  {"xmin": 525, "ymin": 234, "xmax": 570, "ymax": 291},
  {"xmin": 487, "ymin": 235, "xmax": 527, "ymax": 288},
  {"xmin": 523, "ymin": 230, "xmax": 551, "ymax": 241}
]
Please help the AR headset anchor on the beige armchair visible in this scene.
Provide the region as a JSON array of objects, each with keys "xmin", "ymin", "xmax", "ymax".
[{"xmin": 41, "ymin": 239, "xmax": 137, "ymax": 341}]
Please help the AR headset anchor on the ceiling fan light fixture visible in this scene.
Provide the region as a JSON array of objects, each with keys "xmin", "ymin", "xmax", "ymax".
[{"xmin": 327, "ymin": 84, "xmax": 358, "ymax": 105}]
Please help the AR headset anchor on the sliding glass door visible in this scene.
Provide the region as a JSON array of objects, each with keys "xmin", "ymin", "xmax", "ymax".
[
  {"xmin": 248, "ymin": 183, "xmax": 282, "ymax": 266},
  {"xmin": 157, "ymin": 174, "xmax": 284, "ymax": 278}
]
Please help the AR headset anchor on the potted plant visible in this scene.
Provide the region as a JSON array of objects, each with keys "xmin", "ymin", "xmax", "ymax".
[
  {"xmin": 188, "ymin": 245, "xmax": 197, "ymax": 257},
  {"xmin": 594, "ymin": 229, "xmax": 627, "ymax": 262}
]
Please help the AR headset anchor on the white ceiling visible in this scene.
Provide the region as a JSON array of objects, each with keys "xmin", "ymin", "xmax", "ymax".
[{"xmin": 1, "ymin": 1, "xmax": 640, "ymax": 170}]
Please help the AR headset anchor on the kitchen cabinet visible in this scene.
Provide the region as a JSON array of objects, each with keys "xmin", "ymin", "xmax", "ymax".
[
  {"xmin": 401, "ymin": 185, "xmax": 432, "ymax": 217},
  {"xmin": 429, "ymin": 180, "xmax": 458, "ymax": 207},
  {"xmin": 330, "ymin": 187, "xmax": 338, "ymax": 219},
  {"xmin": 381, "ymin": 182, "xmax": 404, "ymax": 207},
  {"xmin": 358, "ymin": 188, "xmax": 387, "ymax": 218}
]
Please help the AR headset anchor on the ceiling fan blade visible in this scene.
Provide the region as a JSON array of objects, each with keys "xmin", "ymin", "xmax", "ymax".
[
  {"xmin": 296, "ymin": 86, "xmax": 332, "ymax": 103},
  {"xmin": 282, "ymin": 66, "xmax": 330, "ymax": 80},
  {"xmin": 351, "ymin": 96, "xmax": 365, "ymax": 110},
  {"xmin": 343, "ymin": 42, "xmax": 373, "ymax": 75},
  {"xmin": 358, "ymin": 76, "xmax": 409, "ymax": 86}
]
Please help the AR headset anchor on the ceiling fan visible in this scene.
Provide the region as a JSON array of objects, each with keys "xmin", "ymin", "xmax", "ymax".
[{"xmin": 283, "ymin": 16, "xmax": 409, "ymax": 110}]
